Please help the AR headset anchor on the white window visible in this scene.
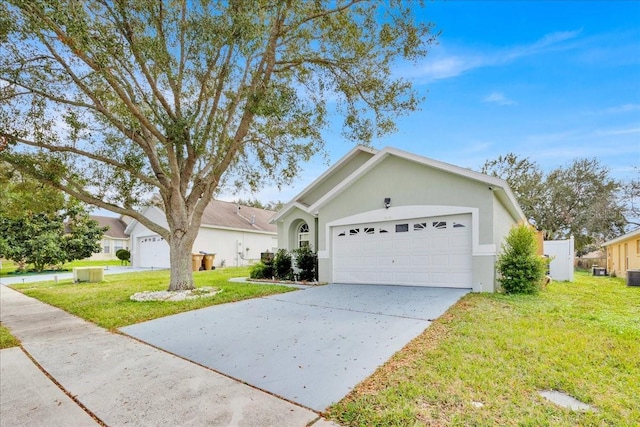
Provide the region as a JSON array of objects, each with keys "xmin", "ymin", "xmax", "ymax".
[
  {"xmin": 298, "ymin": 223, "xmax": 310, "ymax": 247},
  {"xmin": 433, "ymin": 221, "xmax": 447, "ymax": 230},
  {"xmin": 102, "ymin": 239, "xmax": 110, "ymax": 253}
]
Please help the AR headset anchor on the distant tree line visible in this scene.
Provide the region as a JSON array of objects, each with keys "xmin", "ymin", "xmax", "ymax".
[{"xmin": 481, "ymin": 154, "xmax": 638, "ymax": 255}]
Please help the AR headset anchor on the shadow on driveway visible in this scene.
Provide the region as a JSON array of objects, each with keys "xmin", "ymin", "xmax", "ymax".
[{"xmin": 121, "ymin": 284, "xmax": 469, "ymax": 411}]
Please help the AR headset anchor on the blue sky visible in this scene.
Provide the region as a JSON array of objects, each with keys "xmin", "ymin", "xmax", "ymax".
[{"xmin": 228, "ymin": 1, "xmax": 640, "ymax": 204}]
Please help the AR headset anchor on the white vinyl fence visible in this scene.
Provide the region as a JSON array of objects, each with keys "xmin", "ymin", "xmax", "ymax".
[{"xmin": 543, "ymin": 236, "xmax": 575, "ymax": 282}]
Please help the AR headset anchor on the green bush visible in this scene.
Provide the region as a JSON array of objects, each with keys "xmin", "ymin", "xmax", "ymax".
[
  {"xmin": 273, "ymin": 248, "xmax": 293, "ymax": 280},
  {"xmin": 249, "ymin": 261, "xmax": 273, "ymax": 279},
  {"xmin": 496, "ymin": 224, "xmax": 547, "ymax": 294},
  {"xmin": 115, "ymin": 248, "xmax": 130, "ymax": 264},
  {"xmin": 293, "ymin": 245, "xmax": 317, "ymax": 282}
]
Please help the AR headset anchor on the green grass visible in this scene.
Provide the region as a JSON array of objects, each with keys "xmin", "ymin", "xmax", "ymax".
[
  {"xmin": 10, "ymin": 267, "xmax": 294, "ymax": 330},
  {"xmin": 327, "ymin": 271, "xmax": 640, "ymax": 426},
  {"xmin": 0, "ymin": 324, "xmax": 21, "ymax": 349},
  {"xmin": 0, "ymin": 258, "xmax": 123, "ymax": 277}
]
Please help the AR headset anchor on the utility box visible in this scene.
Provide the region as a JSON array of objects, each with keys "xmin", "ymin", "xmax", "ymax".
[
  {"xmin": 261, "ymin": 252, "xmax": 274, "ymax": 263},
  {"xmin": 592, "ymin": 266, "xmax": 607, "ymax": 276},
  {"xmin": 627, "ymin": 270, "xmax": 640, "ymax": 287},
  {"xmin": 73, "ymin": 267, "xmax": 104, "ymax": 283}
]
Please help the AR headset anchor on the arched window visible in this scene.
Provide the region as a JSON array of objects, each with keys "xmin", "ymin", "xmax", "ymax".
[{"xmin": 298, "ymin": 222, "xmax": 310, "ymax": 248}]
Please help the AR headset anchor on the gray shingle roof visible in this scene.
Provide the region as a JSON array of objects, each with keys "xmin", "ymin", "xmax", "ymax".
[
  {"xmin": 90, "ymin": 216, "xmax": 128, "ymax": 239},
  {"xmin": 200, "ymin": 200, "xmax": 276, "ymax": 233}
]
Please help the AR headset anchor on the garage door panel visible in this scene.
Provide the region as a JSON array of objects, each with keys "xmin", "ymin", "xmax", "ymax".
[
  {"xmin": 332, "ymin": 214, "xmax": 472, "ymax": 288},
  {"xmin": 137, "ymin": 235, "xmax": 170, "ymax": 268}
]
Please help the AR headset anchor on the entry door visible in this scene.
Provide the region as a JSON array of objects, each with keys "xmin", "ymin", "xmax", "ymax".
[{"xmin": 332, "ymin": 214, "xmax": 472, "ymax": 287}]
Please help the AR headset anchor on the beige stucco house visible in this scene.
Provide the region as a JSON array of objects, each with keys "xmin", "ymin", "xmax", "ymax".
[
  {"xmin": 88, "ymin": 216, "xmax": 130, "ymax": 261},
  {"xmin": 603, "ymin": 228, "xmax": 640, "ymax": 278},
  {"xmin": 271, "ymin": 146, "xmax": 527, "ymax": 292},
  {"xmin": 125, "ymin": 200, "xmax": 277, "ymax": 269}
]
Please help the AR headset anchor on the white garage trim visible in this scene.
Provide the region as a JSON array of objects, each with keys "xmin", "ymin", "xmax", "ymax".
[
  {"xmin": 331, "ymin": 213, "xmax": 472, "ymax": 287},
  {"xmin": 319, "ymin": 205, "xmax": 495, "ymax": 260}
]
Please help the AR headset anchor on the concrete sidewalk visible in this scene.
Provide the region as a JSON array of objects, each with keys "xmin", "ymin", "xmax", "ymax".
[{"xmin": 0, "ymin": 286, "xmax": 336, "ymax": 426}]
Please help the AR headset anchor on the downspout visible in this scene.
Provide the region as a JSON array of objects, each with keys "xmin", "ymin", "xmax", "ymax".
[{"xmin": 314, "ymin": 217, "xmax": 319, "ymax": 281}]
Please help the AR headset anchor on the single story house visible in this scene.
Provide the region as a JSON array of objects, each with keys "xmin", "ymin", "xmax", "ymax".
[
  {"xmin": 602, "ymin": 228, "xmax": 640, "ymax": 278},
  {"xmin": 125, "ymin": 200, "xmax": 278, "ymax": 269},
  {"xmin": 88, "ymin": 215, "xmax": 130, "ymax": 261},
  {"xmin": 271, "ymin": 146, "xmax": 527, "ymax": 292}
]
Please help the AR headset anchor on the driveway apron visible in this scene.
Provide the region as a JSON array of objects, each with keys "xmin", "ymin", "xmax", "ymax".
[{"xmin": 121, "ymin": 284, "xmax": 469, "ymax": 411}]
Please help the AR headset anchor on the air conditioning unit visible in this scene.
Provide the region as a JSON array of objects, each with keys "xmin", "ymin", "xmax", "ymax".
[
  {"xmin": 627, "ymin": 270, "xmax": 640, "ymax": 287},
  {"xmin": 73, "ymin": 267, "xmax": 104, "ymax": 283}
]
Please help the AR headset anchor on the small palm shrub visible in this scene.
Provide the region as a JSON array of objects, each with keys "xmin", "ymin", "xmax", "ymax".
[
  {"xmin": 496, "ymin": 224, "xmax": 547, "ymax": 294},
  {"xmin": 273, "ymin": 248, "xmax": 293, "ymax": 280},
  {"xmin": 293, "ymin": 245, "xmax": 317, "ymax": 282}
]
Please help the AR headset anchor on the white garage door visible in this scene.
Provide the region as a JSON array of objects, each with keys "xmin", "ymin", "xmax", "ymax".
[
  {"xmin": 333, "ymin": 214, "xmax": 472, "ymax": 288},
  {"xmin": 137, "ymin": 235, "xmax": 171, "ymax": 269}
]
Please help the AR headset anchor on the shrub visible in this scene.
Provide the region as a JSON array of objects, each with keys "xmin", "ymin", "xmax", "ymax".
[
  {"xmin": 293, "ymin": 245, "xmax": 317, "ymax": 282},
  {"xmin": 273, "ymin": 248, "xmax": 293, "ymax": 280},
  {"xmin": 496, "ymin": 224, "xmax": 547, "ymax": 294},
  {"xmin": 115, "ymin": 248, "xmax": 130, "ymax": 264},
  {"xmin": 249, "ymin": 261, "xmax": 273, "ymax": 279}
]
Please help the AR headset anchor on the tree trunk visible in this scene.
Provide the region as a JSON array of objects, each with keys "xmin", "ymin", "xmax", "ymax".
[{"xmin": 167, "ymin": 230, "xmax": 198, "ymax": 291}]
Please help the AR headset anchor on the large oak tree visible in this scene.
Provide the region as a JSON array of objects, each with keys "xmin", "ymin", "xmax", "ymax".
[
  {"xmin": 481, "ymin": 154, "xmax": 628, "ymax": 254},
  {"xmin": 0, "ymin": 1, "xmax": 437, "ymax": 290}
]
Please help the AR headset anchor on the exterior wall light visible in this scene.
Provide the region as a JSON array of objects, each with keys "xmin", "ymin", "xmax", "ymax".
[{"xmin": 384, "ymin": 197, "xmax": 391, "ymax": 209}]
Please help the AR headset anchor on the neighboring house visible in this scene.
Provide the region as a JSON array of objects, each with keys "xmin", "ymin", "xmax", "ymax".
[
  {"xmin": 88, "ymin": 215, "xmax": 130, "ymax": 261},
  {"xmin": 602, "ymin": 228, "xmax": 640, "ymax": 278},
  {"xmin": 125, "ymin": 200, "xmax": 278, "ymax": 269},
  {"xmin": 271, "ymin": 146, "xmax": 527, "ymax": 292}
]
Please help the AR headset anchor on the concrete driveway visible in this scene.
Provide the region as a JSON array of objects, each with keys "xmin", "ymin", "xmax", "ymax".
[{"xmin": 121, "ymin": 284, "xmax": 469, "ymax": 411}]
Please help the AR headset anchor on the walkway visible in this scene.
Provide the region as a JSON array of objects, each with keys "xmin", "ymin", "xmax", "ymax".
[{"xmin": 0, "ymin": 286, "xmax": 334, "ymax": 426}]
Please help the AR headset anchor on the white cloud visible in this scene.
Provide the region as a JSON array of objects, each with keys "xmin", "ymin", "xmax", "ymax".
[
  {"xmin": 483, "ymin": 92, "xmax": 516, "ymax": 106},
  {"xmin": 411, "ymin": 29, "xmax": 582, "ymax": 82},
  {"xmin": 599, "ymin": 104, "xmax": 640, "ymax": 115}
]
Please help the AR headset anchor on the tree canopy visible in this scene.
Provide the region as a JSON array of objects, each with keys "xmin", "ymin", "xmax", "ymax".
[
  {"xmin": 0, "ymin": 207, "xmax": 107, "ymax": 272},
  {"xmin": 0, "ymin": 1, "xmax": 437, "ymax": 290},
  {"xmin": 481, "ymin": 154, "xmax": 628, "ymax": 254},
  {"xmin": 0, "ymin": 161, "xmax": 67, "ymax": 218}
]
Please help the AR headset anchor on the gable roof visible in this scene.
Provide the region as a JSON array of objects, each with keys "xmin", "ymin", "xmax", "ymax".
[
  {"xmin": 602, "ymin": 228, "xmax": 640, "ymax": 247},
  {"xmin": 200, "ymin": 200, "xmax": 276, "ymax": 233},
  {"xmin": 272, "ymin": 145, "xmax": 527, "ymax": 223},
  {"xmin": 124, "ymin": 199, "xmax": 277, "ymax": 235},
  {"xmin": 91, "ymin": 215, "xmax": 128, "ymax": 239}
]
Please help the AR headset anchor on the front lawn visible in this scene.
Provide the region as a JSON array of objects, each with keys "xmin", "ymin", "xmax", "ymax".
[
  {"xmin": 328, "ymin": 271, "xmax": 640, "ymax": 426},
  {"xmin": 10, "ymin": 267, "xmax": 294, "ymax": 330},
  {"xmin": 0, "ymin": 324, "xmax": 21, "ymax": 349}
]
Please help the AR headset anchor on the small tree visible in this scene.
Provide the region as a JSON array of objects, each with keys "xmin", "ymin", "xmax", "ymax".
[
  {"xmin": 496, "ymin": 224, "xmax": 547, "ymax": 294},
  {"xmin": 116, "ymin": 248, "xmax": 131, "ymax": 265},
  {"xmin": 293, "ymin": 245, "xmax": 317, "ymax": 282},
  {"xmin": 273, "ymin": 248, "xmax": 293, "ymax": 281},
  {"xmin": 0, "ymin": 208, "xmax": 106, "ymax": 272}
]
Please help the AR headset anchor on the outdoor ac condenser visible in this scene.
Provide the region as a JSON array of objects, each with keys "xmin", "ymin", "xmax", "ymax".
[{"xmin": 73, "ymin": 267, "xmax": 104, "ymax": 283}]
